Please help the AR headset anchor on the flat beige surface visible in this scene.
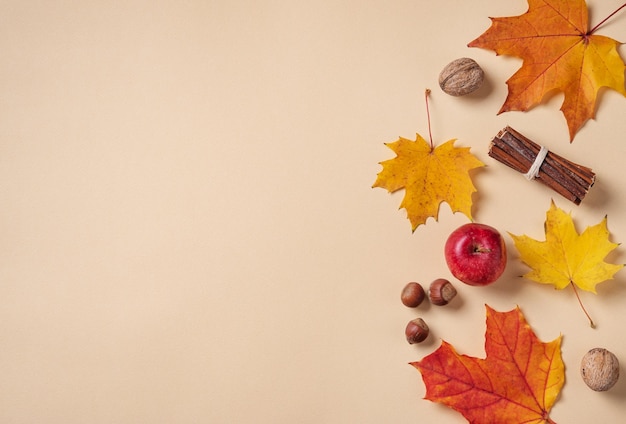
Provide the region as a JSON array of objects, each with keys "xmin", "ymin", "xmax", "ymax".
[{"xmin": 1, "ymin": 1, "xmax": 626, "ymax": 422}]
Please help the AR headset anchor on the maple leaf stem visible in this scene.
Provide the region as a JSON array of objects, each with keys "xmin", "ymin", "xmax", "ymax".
[
  {"xmin": 588, "ymin": 2, "xmax": 626, "ymax": 35},
  {"xmin": 570, "ymin": 282, "xmax": 595, "ymax": 328},
  {"xmin": 424, "ymin": 89, "xmax": 434, "ymax": 150}
]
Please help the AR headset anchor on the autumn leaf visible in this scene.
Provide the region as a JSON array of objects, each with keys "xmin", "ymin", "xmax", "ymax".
[
  {"xmin": 469, "ymin": 0, "xmax": 626, "ymax": 141},
  {"xmin": 372, "ymin": 135, "xmax": 484, "ymax": 231},
  {"xmin": 509, "ymin": 200, "xmax": 623, "ymax": 326},
  {"xmin": 411, "ymin": 306, "xmax": 564, "ymax": 424}
]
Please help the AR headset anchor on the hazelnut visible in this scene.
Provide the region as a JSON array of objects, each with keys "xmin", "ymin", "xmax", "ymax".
[
  {"xmin": 401, "ymin": 282, "xmax": 426, "ymax": 307},
  {"xmin": 581, "ymin": 348, "xmax": 620, "ymax": 391},
  {"xmin": 405, "ymin": 318, "xmax": 429, "ymax": 344},
  {"xmin": 438, "ymin": 57, "xmax": 484, "ymax": 96},
  {"xmin": 429, "ymin": 278, "xmax": 457, "ymax": 306}
]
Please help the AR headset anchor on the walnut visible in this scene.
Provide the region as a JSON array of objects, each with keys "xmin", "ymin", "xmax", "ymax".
[
  {"xmin": 580, "ymin": 348, "xmax": 620, "ymax": 391},
  {"xmin": 438, "ymin": 58, "xmax": 484, "ymax": 96}
]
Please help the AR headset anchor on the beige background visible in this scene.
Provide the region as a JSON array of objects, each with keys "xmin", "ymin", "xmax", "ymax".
[{"xmin": 1, "ymin": 1, "xmax": 626, "ymax": 422}]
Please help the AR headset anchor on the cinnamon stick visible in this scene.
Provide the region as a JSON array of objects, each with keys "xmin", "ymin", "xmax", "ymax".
[{"xmin": 488, "ymin": 126, "xmax": 595, "ymax": 204}]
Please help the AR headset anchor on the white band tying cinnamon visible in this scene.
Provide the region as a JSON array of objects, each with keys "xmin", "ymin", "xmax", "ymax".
[{"xmin": 524, "ymin": 145, "xmax": 548, "ymax": 180}]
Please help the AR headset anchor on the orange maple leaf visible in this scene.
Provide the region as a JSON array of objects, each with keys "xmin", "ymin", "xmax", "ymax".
[
  {"xmin": 469, "ymin": 0, "xmax": 626, "ymax": 141},
  {"xmin": 411, "ymin": 306, "xmax": 565, "ymax": 424}
]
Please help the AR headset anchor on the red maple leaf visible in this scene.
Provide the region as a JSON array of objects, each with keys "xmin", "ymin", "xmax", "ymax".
[{"xmin": 410, "ymin": 306, "xmax": 564, "ymax": 423}]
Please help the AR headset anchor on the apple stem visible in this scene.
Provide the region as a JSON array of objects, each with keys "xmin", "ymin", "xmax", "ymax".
[
  {"xmin": 424, "ymin": 89, "xmax": 434, "ymax": 150},
  {"xmin": 588, "ymin": 2, "xmax": 626, "ymax": 35},
  {"xmin": 570, "ymin": 282, "xmax": 595, "ymax": 328}
]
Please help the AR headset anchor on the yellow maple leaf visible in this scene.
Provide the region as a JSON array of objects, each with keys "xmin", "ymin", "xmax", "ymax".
[
  {"xmin": 510, "ymin": 200, "xmax": 623, "ymax": 326},
  {"xmin": 372, "ymin": 134, "xmax": 484, "ymax": 231}
]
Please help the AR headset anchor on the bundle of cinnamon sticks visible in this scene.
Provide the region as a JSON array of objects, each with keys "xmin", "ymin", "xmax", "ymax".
[{"xmin": 488, "ymin": 126, "xmax": 595, "ymax": 204}]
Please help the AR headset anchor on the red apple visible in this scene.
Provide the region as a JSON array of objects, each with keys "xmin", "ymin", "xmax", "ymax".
[{"xmin": 444, "ymin": 223, "xmax": 506, "ymax": 286}]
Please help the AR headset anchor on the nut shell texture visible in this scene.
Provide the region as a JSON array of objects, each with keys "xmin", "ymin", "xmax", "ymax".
[
  {"xmin": 580, "ymin": 348, "xmax": 619, "ymax": 391},
  {"xmin": 429, "ymin": 279, "xmax": 457, "ymax": 306},
  {"xmin": 405, "ymin": 318, "xmax": 429, "ymax": 344},
  {"xmin": 439, "ymin": 58, "xmax": 484, "ymax": 96},
  {"xmin": 401, "ymin": 282, "xmax": 425, "ymax": 308}
]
